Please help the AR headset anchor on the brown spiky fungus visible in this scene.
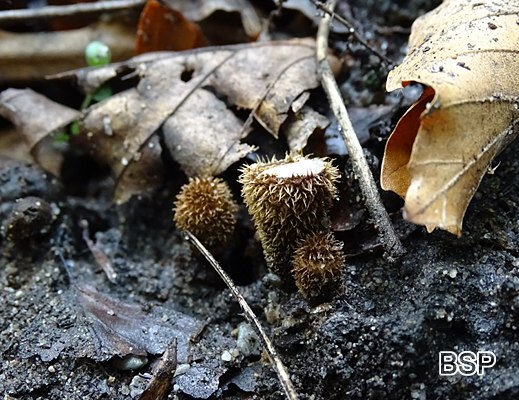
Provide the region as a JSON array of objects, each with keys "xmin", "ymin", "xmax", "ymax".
[
  {"xmin": 292, "ymin": 232, "xmax": 346, "ymax": 300},
  {"xmin": 239, "ymin": 154, "xmax": 340, "ymax": 281},
  {"xmin": 173, "ymin": 176, "xmax": 238, "ymax": 249}
]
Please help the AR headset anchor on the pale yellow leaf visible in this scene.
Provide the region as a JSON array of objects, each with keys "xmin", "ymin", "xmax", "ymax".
[{"xmin": 381, "ymin": 0, "xmax": 519, "ymax": 236}]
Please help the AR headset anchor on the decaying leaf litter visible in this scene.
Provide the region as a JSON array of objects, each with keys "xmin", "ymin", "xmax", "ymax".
[
  {"xmin": 2, "ymin": 39, "xmax": 327, "ymax": 203},
  {"xmin": 382, "ymin": 0, "xmax": 519, "ymax": 235},
  {"xmin": 1, "ymin": 0, "xmax": 519, "ymax": 399}
]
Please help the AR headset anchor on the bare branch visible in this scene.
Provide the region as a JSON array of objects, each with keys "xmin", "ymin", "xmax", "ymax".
[
  {"xmin": 0, "ymin": 0, "xmax": 145, "ymax": 23},
  {"xmin": 310, "ymin": 0, "xmax": 394, "ymax": 66},
  {"xmin": 316, "ymin": 0, "xmax": 404, "ymax": 259},
  {"xmin": 183, "ymin": 230, "xmax": 298, "ymax": 400}
]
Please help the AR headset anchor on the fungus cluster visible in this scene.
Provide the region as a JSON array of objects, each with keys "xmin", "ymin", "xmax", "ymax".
[
  {"xmin": 172, "ymin": 154, "xmax": 346, "ymax": 300},
  {"xmin": 239, "ymin": 154, "xmax": 346, "ymax": 298}
]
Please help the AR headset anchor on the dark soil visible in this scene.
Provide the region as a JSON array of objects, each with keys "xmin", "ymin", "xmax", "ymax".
[{"xmin": 2, "ymin": 1, "xmax": 518, "ymax": 400}]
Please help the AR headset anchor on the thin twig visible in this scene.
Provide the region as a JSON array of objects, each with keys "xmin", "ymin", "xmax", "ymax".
[
  {"xmin": 183, "ymin": 230, "xmax": 298, "ymax": 400},
  {"xmin": 0, "ymin": 0, "xmax": 145, "ymax": 23},
  {"xmin": 81, "ymin": 220, "xmax": 117, "ymax": 284},
  {"xmin": 316, "ymin": 0, "xmax": 404, "ymax": 259},
  {"xmin": 310, "ymin": 0, "xmax": 394, "ymax": 66}
]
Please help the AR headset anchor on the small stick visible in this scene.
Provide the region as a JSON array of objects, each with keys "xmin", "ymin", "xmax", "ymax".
[
  {"xmin": 316, "ymin": 0, "xmax": 404, "ymax": 259},
  {"xmin": 183, "ymin": 230, "xmax": 298, "ymax": 400},
  {"xmin": 80, "ymin": 220, "xmax": 118, "ymax": 283},
  {"xmin": 310, "ymin": 0, "xmax": 394, "ymax": 66},
  {"xmin": 139, "ymin": 338, "xmax": 177, "ymax": 400},
  {"xmin": 0, "ymin": 0, "xmax": 145, "ymax": 23}
]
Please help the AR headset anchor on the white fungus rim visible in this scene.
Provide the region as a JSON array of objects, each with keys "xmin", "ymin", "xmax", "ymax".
[{"xmin": 260, "ymin": 159, "xmax": 325, "ymax": 178}]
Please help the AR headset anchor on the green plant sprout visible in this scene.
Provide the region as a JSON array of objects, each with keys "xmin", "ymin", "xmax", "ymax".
[
  {"xmin": 85, "ymin": 40, "xmax": 111, "ymax": 66},
  {"xmin": 67, "ymin": 41, "xmax": 113, "ymax": 137}
]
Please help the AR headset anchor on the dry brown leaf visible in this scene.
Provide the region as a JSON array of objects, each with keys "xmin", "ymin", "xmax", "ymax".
[
  {"xmin": 381, "ymin": 0, "xmax": 519, "ymax": 236},
  {"xmin": 163, "ymin": 0, "xmax": 262, "ymax": 40},
  {"xmin": 282, "ymin": 106, "xmax": 329, "ymax": 153},
  {"xmin": 55, "ymin": 39, "xmax": 322, "ymax": 202},
  {"xmin": 139, "ymin": 339, "xmax": 177, "ymax": 400},
  {"xmin": 18, "ymin": 280, "xmax": 202, "ymax": 363},
  {"xmin": 135, "ymin": 0, "xmax": 207, "ymax": 54},
  {"xmin": 0, "ymin": 21, "xmax": 135, "ymax": 83},
  {"xmin": 0, "ymin": 125, "xmax": 32, "ymax": 163},
  {"xmin": 74, "ymin": 283, "xmax": 199, "ymax": 362},
  {"xmin": 0, "ymin": 88, "xmax": 80, "ymax": 175}
]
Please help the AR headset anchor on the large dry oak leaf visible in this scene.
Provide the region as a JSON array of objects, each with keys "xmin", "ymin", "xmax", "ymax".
[
  {"xmin": 381, "ymin": 0, "xmax": 519, "ymax": 236},
  {"xmin": 2, "ymin": 39, "xmax": 325, "ymax": 204},
  {"xmin": 69, "ymin": 39, "xmax": 322, "ymax": 203}
]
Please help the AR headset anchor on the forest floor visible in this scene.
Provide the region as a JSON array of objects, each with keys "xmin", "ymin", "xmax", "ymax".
[{"xmin": 1, "ymin": 1, "xmax": 518, "ymax": 399}]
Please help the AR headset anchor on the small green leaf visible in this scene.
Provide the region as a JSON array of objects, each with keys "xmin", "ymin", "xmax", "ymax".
[
  {"xmin": 85, "ymin": 41, "xmax": 111, "ymax": 67},
  {"xmin": 70, "ymin": 121, "xmax": 80, "ymax": 135}
]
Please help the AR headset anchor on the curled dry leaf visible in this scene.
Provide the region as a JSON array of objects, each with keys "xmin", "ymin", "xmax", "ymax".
[
  {"xmin": 162, "ymin": 0, "xmax": 262, "ymax": 40},
  {"xmin": 139, "ymin": 338, "xmax": 177, "ymax": 400},
  {"xmin": 0, "ymin": 88, "xmax": 79, "ymax": 175},
  {"xmin": 381, "ymin": 0, "xmax": 519, "ymax": 235},
  {"xmin": 56, "ymin": 39, "xmax": 322, "ymax": 202},
  {"xmin": 0, "ymin": 124, "xmax": 31, "ymax": 163},
  {"xmin": 135, "ymin": 0, "xmax": 207, "ymax": 54},
  {"xmin": 18, "ymin": 281, "xmax": 202, "ymax": 363},
  {"xmin": 73, "ymin": 283, "xmax": 200, "ymax": 363},
  {"xmin": 283, "ymin": 105, "xmax": 330, "ymax": 153}
]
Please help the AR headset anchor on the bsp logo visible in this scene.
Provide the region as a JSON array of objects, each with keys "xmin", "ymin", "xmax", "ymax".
[{"xmin": 439, "ymin": 351, "xmax": 496, "ymax": 376}]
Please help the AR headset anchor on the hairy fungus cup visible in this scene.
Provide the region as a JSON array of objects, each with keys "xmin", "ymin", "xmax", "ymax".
[
  {"xmin": 292, "ymin": 233, "xmax": 346, "ymax": 300},
  {"xmin": 239, "ymin": 154, "xmax": 340, "ymax": 281},
  {"xmin": 173, "ymin": 177, "xmax": 238, "ymax": 249}
]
